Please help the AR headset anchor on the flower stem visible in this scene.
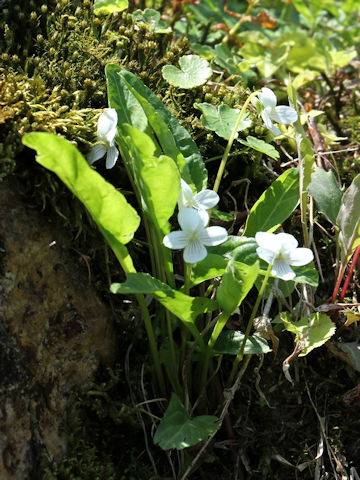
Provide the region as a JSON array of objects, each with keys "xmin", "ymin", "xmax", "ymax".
[
  {"xmin": 200, "ymin": 311, "xmax": 230, "ymax": 393},
  {"xmin": 136, "ymin": 293, "xmax": 166, "ymax": 396},
  {"xmin": 213, "ymin": 91, "xmax": 259, "ymax": 194},
  {"xmin": 184, "ymin": 262, "xmax": 192, "ymax": 295},
  {"xmin": 227, "ymin": 264, "xmax": 272, "ymax": 386}
]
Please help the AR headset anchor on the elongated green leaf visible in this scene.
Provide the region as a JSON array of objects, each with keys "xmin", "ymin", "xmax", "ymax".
[
  {"xmin": 309, "ymin": 166, "xmax": 342, "ymax": 225},
  {"xmin": 190, "ymin": 254, "xmax": 228, "ymax": 287},
  {"xmin": 162, "ymin": 55, "xmax": 212, "ymax": 89},
  {"xmin": 217, "ymin": 260, "xmax": 259, "ymax": 314},
  {"xmin": 111, "ymin": 273, "xmax": 217, "ymax": 342},
  {"xmin": 337, "ymin": 174, "xmax": 360, "ymax": 262},
  {"xmin": 207, "ymin": 236, "xmax": 257, "ymax": 259},
  {"xmin": 154, "ymin": 393, "xmax": 220, "ymax": 450},
  {"xmin": 22, "ymin": 133, "xmax": 139, "ymax": 272},
  {"xmin": 212, "ymin": 331, "xmax": 271, "ymax": 355},
  {"xmin": 94, "ymin": 0, "xmax": 128, "ymax": 14},
  {"xmin": 243, "ymin": 168, "xmax": 299, "ymax": 237},
  {"xmin": 123, "ymin": 125, "xmax": 180, "ymax": 235},
  {"xmin": 110, "ymin": 66, "xmax": 207, "ymax": 191},
  {"xmin": 239, "ymin": 136, "xmax": 279, "ymax": 160},
  {"xmin": 106, "ymin": 64, "xmax": 155, "ymax": 140},
  {"xmin": 195, "ymin": 103, "xmax": 251, "ymax": 140}
]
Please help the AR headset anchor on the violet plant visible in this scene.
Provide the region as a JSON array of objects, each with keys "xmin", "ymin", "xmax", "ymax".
[{"xmin": 22, "ymin": 60, "xmax": 336, "ymax": 462}]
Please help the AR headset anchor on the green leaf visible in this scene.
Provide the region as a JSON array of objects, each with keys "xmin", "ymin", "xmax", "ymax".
[
  {"xmin": 338, "ymin": 342, "xmax": 360, "ymax": 372},
  {"xmin": 281, "ymin": 312, "xmax": 335, "ymax": 356},
  {"xmin": 243, "ymin": 168, "xmax": 299, "ymax": 237},
  {"xmin": 22, "ymin": 133, "xmax": 139, "ymax": 272},
  {"xmin": 107, "ymin": 65, "xmax": 207, "ymax": 191},
  {"xmin": 190, "ymin": 254, "xmax": 228, "ymax": 287},
  {"xmin": 239, "ymin": 136, "xmax": 280, "ymax": 160},
  {"xmin": 162, "ymin": 55, "xmax": 212, "ymax": 89},
  {"xmin": 111, "ymin": 273, "xmax": 217, "ymax": 343},
  {"xmin": 94, "ymin": 0, "xmax": 128, "ymax": 14},
  {"xmin": 212, "ymin": 331, "xmax": 271, "ymax": 355},
  {"xmin": 330, "ymin": 49, "xmax": 357, "ymax": 68},
  {"xmin": 154, "ymin": 393, "xmax": 220, "ymax": 450},
  {"xmin": 122, "ymin": 125, "xmax": 180, "ymax": 235},
  {"xmin": 195, "ymin": 103, "xmax": 251, "ymax": 140},
  {"xmin": 208, "ymin": 235, "xmax": 258, "ymax": 260},
  {"xmin": 337, "ymin": 174, "xmax": 360, "ymax": 262},
  {"xmin": 132, "ymin": 8, "xmax": 172, "ymax": 33},
  {"xmin": 299, "ymin": 313, "xmax": 335, "ymax": 356},
  {"xmin": 217, "ymin": 260, "xmax": 259, "ymax": 314},
  {"xmin": 106, "ymin": 64, "xmax": 154, "ymax": 138},
  {"xmin": 292, "ymin": 264, "xmax": 319, "ymax": 287},
  {"xmin": 309, "ymin": 166, "xmax": 342, "ymax": 225}
]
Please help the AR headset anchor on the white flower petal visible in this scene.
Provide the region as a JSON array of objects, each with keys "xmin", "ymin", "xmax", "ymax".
[
  {"xmin": 255, "ymin": 232, "xmax": 280, "ymax": 253},
  {"xmin": 183, "ymin": 240, "xmax": 207, "ymax": 264},
  {"xmin": 97, "ymin": 108, "xmax": 118, "ymax": 141},
  {"xmin": 193, "ymin": 190, "xmax": 219, "ymax": 210},
  {"xmin": 276, "ymin": 233, "xmax": 298, "ymax": 251},
  {"xmin": 87, "ymin": 144, "xmax": 107, "ymax": 165},
  {"xmin": 261, "ymin": 109, "xmax": 276, "ymax": 132},
  {"xmin": 258, "ymin": 87, "xmax": 277, "ymax": 108},
  {"xmin": 268, "ymin": 123, "xmax": 282, "ymax": 136},
  {"xmin": 197, "ymin": 209, "xmax": 210, "ymax": 228},
  {"xmin": 105, "ymin": 145, "xmax": 119, "ymax": 169},
  {"xmin": 272, "ymin": 259, "xmax": 295, "ymax": 280},
  {"xmin": 199, "ymin": 226, "xmax": 228, "ymax": 246},
  {"xmin": 288, "ymin": 247, "xmax": 314, "ymax": 266},
  {"xmin": 163, "ymin": 231, "xmax": 189, "ymax": 249},
  {"xmin": 178, "ymin": 179, "xmax": 195, "ymax": 209},
  {"xmin": 256, "ymin": 246, "xmax": 276, "ymax": 265},
  {"xmin": 178, "ymin": 208, "xmax": 204, "ymax": 232},
  {"xmin": 271, "ymin": 106, "xmax": 298, "ymax": 125}
]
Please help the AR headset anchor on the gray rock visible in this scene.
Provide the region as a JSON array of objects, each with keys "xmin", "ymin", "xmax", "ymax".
[{"xmin": 0, "ymin": 179, "xmax": 117, "ymax": 479}]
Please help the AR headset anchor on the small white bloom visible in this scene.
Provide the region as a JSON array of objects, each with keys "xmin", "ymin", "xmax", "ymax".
[
  {"xmin": 178, "ymin": 179, "xmax": 219, "ymax": 211},
  {"xmin": 255, "ymin": 232, "xmax": 314, "ymax": 281},
  {"xmin": 163, "ymin": 208, "xmax": 228, "ymax": 264},
  {"xmin": 88, "ymin": 108, "xmax": 119, "ymax": 169},
  {"xmin": 257, "ymin": 87, "xmax": 298, "ymax": 136}
]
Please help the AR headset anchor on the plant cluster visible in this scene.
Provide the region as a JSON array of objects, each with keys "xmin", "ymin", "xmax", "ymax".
[{"xmin": 3, "ymin": 0, "xmax": 360, "ymax": 477}]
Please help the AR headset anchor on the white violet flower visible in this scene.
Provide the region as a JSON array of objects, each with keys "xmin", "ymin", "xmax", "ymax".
[
  {"xmin": 255, "ymin": 232, "xmax": 314, "ymax": 281},
  {"xmin": 88, "ymin": 108, "xmax": 119, "ymax": 169},
  {"xmin": 257, "ymin": 87, "xmax": 298, "ymax": 136},
  {"xmin": 163, "ymin": 208, "xmax": 228, "ymax": 264},
  {"xmin": 178, "ymin": 178, "xmax": 219, "ymax": 211}
]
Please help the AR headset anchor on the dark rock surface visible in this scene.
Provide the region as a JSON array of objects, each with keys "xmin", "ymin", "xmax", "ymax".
[{"xmin": 0, "ymin": 179, "xmax": 116, "ymax": 479}]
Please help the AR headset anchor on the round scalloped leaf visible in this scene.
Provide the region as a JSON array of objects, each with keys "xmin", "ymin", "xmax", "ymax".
[
  {"xmin": 94, "ymin": 0, "xmax": 128, "ymax": 14},
  {"xmin": 162, "ymin": 55, "xmax": 212, "ymax": 89}
]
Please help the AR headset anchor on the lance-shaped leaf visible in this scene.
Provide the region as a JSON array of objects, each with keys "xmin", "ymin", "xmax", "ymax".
[
  {"xmin": 22, "ymin": 133, "xmax": 139, "ymax": 272},
  {"xmin": 239, "ymin": 135, "xmax": 279, "ymax": 160},
  {"xmin": 154, "ymin": 393, "xmax": 220, "ymax": 450},
  {"xmin": 217, "ymin": 260, "xmax": 259, "ymax": 315},
  {"xmin": 195, "ymin": 103, "xmax": 252, "ymax": 140},
  {"xmin": 309, "ymin": 166, "xmax": 342, "ymax": 225},
  {"xmin": 243, "ymin": 168, "xmax": 299, "ymax": 237},
  {"xmin": 106, "ymin": 65, "xmax": 207, "ymax": 191},
  {"xmin": 211, "ymin": 331, "xmax": 271, "ymax": 355},
  {"xmin": 162, "ymin": 55, "xmax": 212, "ymax": 89},
  {"xmin": 122, "ymin": 125, "xmax": 180, "ymax": 236},
  {"xmin": 337, "ymin": 174, "xmax": 360, "ymax": 262},
  {"xmin": 190, "ymin": 254, "xmax": 228, "ymax": 287},
  {"xmin": 94, "ymin": 0, "xmax": 128, "ymax": 14},
  {"xmin": 111, "ymin": 273, "xmax": 217, "ymax": 344}
]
